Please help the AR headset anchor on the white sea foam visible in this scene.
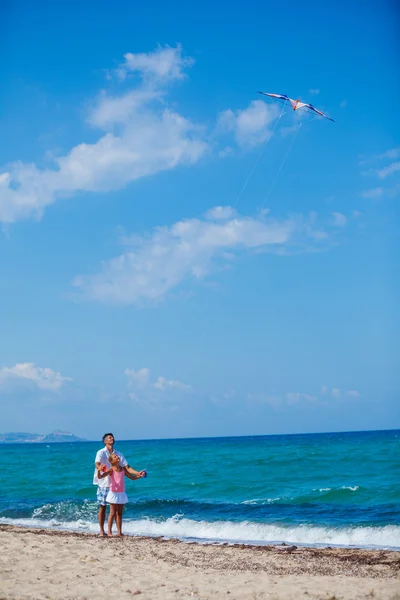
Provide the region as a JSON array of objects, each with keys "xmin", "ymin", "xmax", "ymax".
[
  {"xmin": 243, "ymin": 486, "xmax": 362, "ymax": 504},
  {"xmin": 312, "ymin": 486, "xmax": 360, "ymax": 493},
  {"xmin": 1, "ymin": 516, "xmax": 399, "ymax": 550},
  {"xmin": 241, "ymin": 497, "xmax": 281, "ymax": 505}
]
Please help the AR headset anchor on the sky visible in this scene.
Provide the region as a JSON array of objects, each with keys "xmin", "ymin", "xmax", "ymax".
[{"xmin": 0, "ymin": 0, "xmax": 399, "ymax": 441}]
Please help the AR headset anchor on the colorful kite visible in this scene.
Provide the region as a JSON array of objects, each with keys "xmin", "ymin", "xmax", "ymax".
[{"xmin": 258, "ymin": 92, "xmax": 334, "ymax": 122}]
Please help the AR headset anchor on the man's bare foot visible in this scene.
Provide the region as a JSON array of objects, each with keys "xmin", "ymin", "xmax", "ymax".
[
  {"xmin": 117, "ymin": 533, "xmax": 124, "ymax": 537},
  {"xmin": 107, "ymin": 533, "xmax": 113, "ymax": 537},
  {"xmin": 99, "ymin": 531, "xmax": 106, "ymax": 537}
]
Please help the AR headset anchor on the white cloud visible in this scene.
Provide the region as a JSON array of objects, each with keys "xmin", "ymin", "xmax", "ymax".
[
  {"xmin": 321, "ymin": 387, "xmax": 361, "ymax": 400},
  {"xmin": 88, "ymin": 89, "xmax": 162, "ymax": 129},
  {"xmin": 205, "ymin": 206, "xmax": 236, "ymax": 220},
  {"xmin": 246, "ymin": 385, "xmax": 361, "ymax": 409},
  {"xmin": 0, "ymin": 111, "xmax": 207, "ymax": 224},
  {"xmin": 361, "ymin": 148, "xmax": 400, "ymax": 165},
  {"xmin": 360, "ymin": 187, "xmax": 384, "ymax": 199},
  {"xmin": 377, "ymin": 161, "xmax": 400, "ymax": 179},
  {"xmin": 216, "ymin": 100, "xmax": 279, "ymax": 147},
  {"xmin": 358, "ymin": 146, "xmax": 400, "ymax": 202},
  {"xmin": 124, "ymin": 367, "xmax": 150, "ymax": 389},
  {"xmin": 286, "ymin": 386, "xmax": 361, "ymax": 404},
  {"xmin": 247, "ymin": 393, "xmax": 282, "ymax": 409},
  {"xmin": 115, "ymin": 44, "xmax": 194, "ymax": 82},
  {"xmin": 73, "ymin": 206, "xmax": 336, "ymax": 305},
  {"xmin": 153, "ymin": 376, "xmax": 192, "ymax": 392},
  {"xmin": 359, "ymin": 149, "xmax": 400, "ymax": 199},
  {"xmin": 0, "ymin": 172, "xmax": 11, "ymax": 185},
  {"xmin": 379, "ymin": 148, "xmax": 400, "ymax": 161},
  {"xmin": 286, "ymin": 392, "xmax": 317, "ymax": 404},
  {"xmin": 330, "ymin": 388, "xmax": 362, "ymax": 399},
  {"xmin": 0, "ymin": 45, "xmax": 297, "ymax": 224},
  {"xmin": 0, "ymin": 45, "xmax": 207, "ymax": 224},
  {"xmin": 331, "ymin": 212, "xmax": 347, "ymax": 227},
  {"xmin": 125, "ymin": 367, "xmax": 191, "ymax": 402},
  {"xmin": 0, "ymin": 362, "xmax": 71, "ymax": 391}
]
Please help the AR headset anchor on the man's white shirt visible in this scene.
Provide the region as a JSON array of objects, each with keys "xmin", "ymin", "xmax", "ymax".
[{"xmin": 93, "ymin": 448, "xmax": 128, "ymax": 488}]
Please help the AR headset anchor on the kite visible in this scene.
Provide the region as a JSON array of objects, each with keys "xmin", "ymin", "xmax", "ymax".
[{"xmin": 258, "ymin": 92, "xmax": 334, "ymax": 122}]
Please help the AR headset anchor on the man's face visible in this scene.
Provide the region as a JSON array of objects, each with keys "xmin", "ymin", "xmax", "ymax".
[{"xmin": 104, "ymin": 435, "xmax": 114, "ymax": 446}]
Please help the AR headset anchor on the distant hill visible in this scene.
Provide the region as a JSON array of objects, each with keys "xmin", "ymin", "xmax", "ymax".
[{"xmin": 0, "ymin": 430, "xmax": 86, "ymax": 443}]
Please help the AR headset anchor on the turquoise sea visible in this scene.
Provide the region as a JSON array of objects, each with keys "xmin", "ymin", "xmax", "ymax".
[{"xmin": 1, "ymin": 430, "xmax": 399, "ymax": 549}]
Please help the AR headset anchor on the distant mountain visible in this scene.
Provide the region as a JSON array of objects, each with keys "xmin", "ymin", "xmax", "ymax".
[
  {"xmin": 0, "ymin": 430, "xmax": 86, "ymax": 443},
  {"xmin": 41, "ymin": 430, "xmax": 85, "ymax": 443}
]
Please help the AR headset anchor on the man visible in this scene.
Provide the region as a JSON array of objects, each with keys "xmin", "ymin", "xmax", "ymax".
[{"xmin": 94, "ymin": 432, "xmax": 145, "ymax": 536}]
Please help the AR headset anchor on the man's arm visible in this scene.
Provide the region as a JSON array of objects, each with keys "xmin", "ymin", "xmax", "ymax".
[{"xmin": 95, "ymin": 449, "xmax": 106, "ymax": 469}]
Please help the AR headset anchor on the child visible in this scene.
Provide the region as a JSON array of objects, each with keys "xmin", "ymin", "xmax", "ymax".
[{"xmin": 97, "ymin": 452, "xmax": 141, "ymax": 537}]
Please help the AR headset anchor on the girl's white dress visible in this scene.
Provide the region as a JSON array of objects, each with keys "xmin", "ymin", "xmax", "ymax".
[{"xmin": 106, "ymin": 468, "xmax": 128, "ymax": 504}]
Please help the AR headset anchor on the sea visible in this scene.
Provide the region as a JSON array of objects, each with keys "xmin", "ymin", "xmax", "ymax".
[{"xmin": 1, "ymin": 430, "xmax": 399, "ymax": 549}]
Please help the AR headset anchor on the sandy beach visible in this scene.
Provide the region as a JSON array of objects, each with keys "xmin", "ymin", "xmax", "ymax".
[{"xmin": 1, "ymin": 525, "xmax": 399, "ymax": 600}]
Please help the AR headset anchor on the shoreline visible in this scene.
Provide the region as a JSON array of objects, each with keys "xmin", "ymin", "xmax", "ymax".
[
  {"xmin": 1, "ymin": 525, "xmax": 399, "ymax": 599},
  {"xmin": 1, "ymin": 520, "xmax": 399, "ymax": 552},
  {"xmin": 1, "ymin": 519, "xmax": 399, "ymax": 552}
]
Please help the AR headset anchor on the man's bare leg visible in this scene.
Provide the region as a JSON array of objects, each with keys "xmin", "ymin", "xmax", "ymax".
[{"xmin": 98, "ymin": 504, "xmax": 107, "ymax": 536}]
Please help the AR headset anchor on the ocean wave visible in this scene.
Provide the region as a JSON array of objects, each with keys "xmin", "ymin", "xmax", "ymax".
[
  {"xmin": 1, "ymin": 515, "xmax": 399, "ymax": 549},
  {"xmin": 241, "ymin": 498, "xmax": 281, "ymax": 505},
  {"xmin": 312, "ymin": 485, "xmax": 359, "ymax": 493},
  {"xmin": 3, "ymin": 494, "xmax": 400, "ymax": 529},
  {"xmin": 241, "ymin": 486, "xmax": 362, "ymax": 505}
]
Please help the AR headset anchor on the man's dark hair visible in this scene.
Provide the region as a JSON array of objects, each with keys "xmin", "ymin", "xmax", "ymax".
[{"xmin": 102, "ymin": 432, "xmax": 114, "ymax": 442}]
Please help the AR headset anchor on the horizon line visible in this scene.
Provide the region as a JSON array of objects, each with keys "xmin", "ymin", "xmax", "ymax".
[{"xmin": 1, "ymin": 427, "xmax": 399, "ymax": 445}]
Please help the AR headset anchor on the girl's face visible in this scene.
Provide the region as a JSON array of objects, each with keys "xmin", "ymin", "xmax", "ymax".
[{"xmin": 109, "ymin": 454, "xmax": 120, "ymax": 466}]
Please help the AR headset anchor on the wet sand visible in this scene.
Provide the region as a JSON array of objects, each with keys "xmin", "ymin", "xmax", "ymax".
[{"xmin": 1, "ymin": 525, "xmax": 399, "ymax": 599}]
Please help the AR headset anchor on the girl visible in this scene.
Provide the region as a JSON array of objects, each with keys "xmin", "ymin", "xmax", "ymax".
[{"xmin": 97, "ymin": 452, "xmax": 141, "ymax": 536}]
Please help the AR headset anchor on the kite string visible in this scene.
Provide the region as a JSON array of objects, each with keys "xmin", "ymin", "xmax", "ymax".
[
  {"xmin": 259, "ymin": 113, "xmax": 319, "ymax": 209},
  {"xmin": 260, "ymin": 120, "xmax": 304, "ymax": 209},
  {"xmin": 233, "ymin": 102, "xmax": 286, "ymax": 208},
  {"xmin": 260, "ymin": 124, "xmax": 302, "ymax": 209}
]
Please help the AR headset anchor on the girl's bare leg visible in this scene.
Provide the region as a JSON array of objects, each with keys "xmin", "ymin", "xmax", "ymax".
[
  {"xmin": 108, "ymin": 504, "xmax": 116, "ymax": 536},
  {"xmin": 116, "ymin": 504, "xmax": 124, "ymax": 536}
]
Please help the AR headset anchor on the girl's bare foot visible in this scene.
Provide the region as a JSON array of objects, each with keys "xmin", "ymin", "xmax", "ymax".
[
  {"xmin": 99, "ymin": 531, "xmax": 106, "ymax": 537},
  {"xmin": 107, "ymin": 533, "xmax": 113, "ymax": 537},
  {"xmin": 117, "ymin": 533, "xmax": 124, "ymax": 537}
]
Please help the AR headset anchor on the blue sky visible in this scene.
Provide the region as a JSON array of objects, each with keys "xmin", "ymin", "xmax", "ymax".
[{"xmin": 0, "ymin": 0, "xmax": 399, "ymax": 440}]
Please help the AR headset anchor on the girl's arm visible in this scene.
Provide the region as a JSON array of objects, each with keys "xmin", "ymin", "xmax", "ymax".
[
  {"xmin": 124, "ymin": 465, "xmax": 144, "ymax": 477},
  {"xmin": 97, "ymin": 467, "xmax": 113, "ymax": 479},
  {"xmin": 124, "ymin": 466, "xmax": 140, "ymax": 480}
]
